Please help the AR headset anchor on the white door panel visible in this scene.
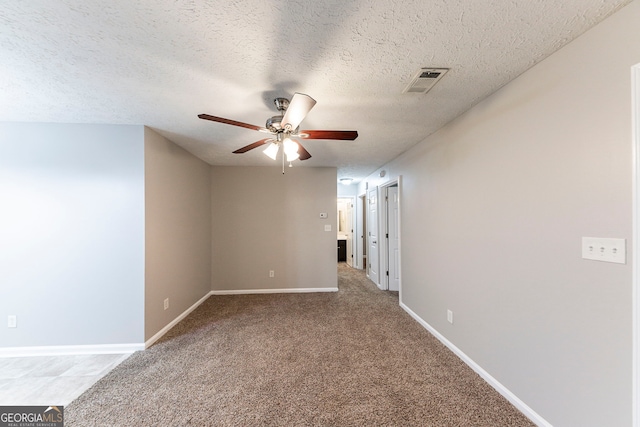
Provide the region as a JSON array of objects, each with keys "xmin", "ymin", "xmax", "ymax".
[
  {"xmin": 368, "ymin": 187, "xmax": 379, "ymax": 285},
  {"xmin": 346, "ymin": 200, "xmax": 353, "ymax": 267},
  {"xmin": 388, "ymin": 186, "xmax": 400, "ymax": 291}
]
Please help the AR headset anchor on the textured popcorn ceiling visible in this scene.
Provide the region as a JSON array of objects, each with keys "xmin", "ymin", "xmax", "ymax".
[{"xmin": 0, "ymin": 0, "xmax": 631, "ymax": 180}]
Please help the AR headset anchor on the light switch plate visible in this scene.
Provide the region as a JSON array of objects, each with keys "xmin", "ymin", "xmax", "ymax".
[
  {"xmin": 324, "ymin": 224, "xmax": 332, "ymax": 231},
  {"xmin": 582, "ymin": 237, "xmax": 626, "ymax": 264}
]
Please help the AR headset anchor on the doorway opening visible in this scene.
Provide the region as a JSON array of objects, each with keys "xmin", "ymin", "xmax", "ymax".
[
  {"xmin": 337, "ymin": 197, "xmax": 355, "ymax": 267},
  {"xmin": 365, "ymin": 178, "xmax": 402, "ymax": 294},
  {"xmin": 379, "ymin": 179, "xmax": 401, "ymax": 294}
]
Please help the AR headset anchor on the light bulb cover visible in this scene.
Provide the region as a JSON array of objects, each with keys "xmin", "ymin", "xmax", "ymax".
[
  {"xmin": 283, "ymin": 138, "xmax": 299, "ymax": 156},
  {"xmin": 263, "ymin": 142, "xmax": 279, "ymax": 160},
  {"xmin": 284, "ymin": 138, "xmax": 299, "ymax": 162}
]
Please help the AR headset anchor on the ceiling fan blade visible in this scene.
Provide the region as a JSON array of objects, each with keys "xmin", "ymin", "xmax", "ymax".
[
  {"xmin": 295, "ymin": 140, "xmax": 312, "ymax": 160},
  {"xmin": 281, "ymin": 93, "xmax": 316, "ymax": 131},
  {"xmin": 299, "ymin": 130, "xmax": 359, "ymax": 140},
  {"xmin": 198, "ymin": 114, "xmax": 264, "ymax": 131},
  {"xmin": 232, "ymin": 138, "xmax": 272, "ymax": 154}
]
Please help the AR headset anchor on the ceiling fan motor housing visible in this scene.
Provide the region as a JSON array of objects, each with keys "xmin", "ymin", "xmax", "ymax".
[
  {"xmin": 266, "ymin": 115, "xmax": 283, "ymax": 132},
  {"xmin": 267, "ymin": 98, "xmax": 292, "ymax": 132}
]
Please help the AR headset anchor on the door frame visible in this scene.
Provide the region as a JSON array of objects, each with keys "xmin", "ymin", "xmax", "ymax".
[
  {"xmin": 632, "ymin": 63, "xmax": 640, "ymax": 427},
  {"xmin": 379, "ymin": 177, "xmax": 402, "ymax": 296}
]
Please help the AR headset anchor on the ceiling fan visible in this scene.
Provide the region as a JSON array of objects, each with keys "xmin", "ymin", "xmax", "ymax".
[{"xmin": 198, "ymin": 93, "xmax": 358, "ymax": 167}]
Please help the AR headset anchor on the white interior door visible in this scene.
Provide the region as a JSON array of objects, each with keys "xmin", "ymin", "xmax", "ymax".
[
  {"xmin": 346, "ymin": 200, "xmax": 354, "ymax": 267},
  {"xmin": 367, "ymin": 187, "xmax": 379, "ymax": 285},
  {"xmin": 387, "ymin": 186, "xmax": 400, "ymax": 291},
  {"xmin": 360, "ymin": 194, "xmax": 367, "ymax": 270}
]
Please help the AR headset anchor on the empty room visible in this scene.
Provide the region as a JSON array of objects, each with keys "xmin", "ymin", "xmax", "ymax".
[{"xmin": 2, "ymin": 1, "xmax": 640, "ymax": 426}]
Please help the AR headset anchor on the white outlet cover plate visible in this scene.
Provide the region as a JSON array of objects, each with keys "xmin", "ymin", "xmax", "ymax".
[
  {"xmin": 582, "ymin": 237, "xmax": 626, "ymax": 264},
  {"xmin": 324, "ymin": 224, "xmax": 331, "ymax": 231}
]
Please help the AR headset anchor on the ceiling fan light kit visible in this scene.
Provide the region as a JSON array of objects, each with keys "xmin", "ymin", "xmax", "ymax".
[{"xmin": 198, "ymin": 92, "xmax": 358, "ymax": 174}]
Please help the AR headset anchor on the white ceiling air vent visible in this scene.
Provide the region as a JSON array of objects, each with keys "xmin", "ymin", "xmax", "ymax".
[{"xmin": 403, "ymin": 68, "xmax": 449, "ymax": 94}]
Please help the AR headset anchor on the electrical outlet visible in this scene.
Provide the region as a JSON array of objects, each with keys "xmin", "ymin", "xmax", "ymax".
[
  {"xmin": 164, "ymin": 298, "xmax": 169, "ymax": 310},
  {"xmin": 8, "ymin": 315, "xmax": 16, "ymax": 328},
  {"xmin": 269, "ymin": 270, "xmax": 275, "ymax": 278},
  {"xmin": 447, "ymin": 310, "xmax": 453, "ymax": 324}
]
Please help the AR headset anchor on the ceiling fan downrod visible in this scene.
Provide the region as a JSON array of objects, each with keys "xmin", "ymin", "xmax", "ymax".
[{"xmin": 273, "ymin": 97, "xmax": 289, "ymax": 112}]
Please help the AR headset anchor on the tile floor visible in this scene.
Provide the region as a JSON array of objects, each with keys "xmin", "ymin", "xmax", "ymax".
[{"xmin": 0, "ymin": 353, "xmax": 130, "ymax": 406}]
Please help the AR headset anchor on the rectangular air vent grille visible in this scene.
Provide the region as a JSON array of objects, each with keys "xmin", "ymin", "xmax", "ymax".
[{"xmin": 403, "ymin": 68, "xmax": 449, "ymax": 94}]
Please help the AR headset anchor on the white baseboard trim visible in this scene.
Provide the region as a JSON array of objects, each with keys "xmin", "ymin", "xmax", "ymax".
[
  {"xmin": 210, "ymin": 288, "xmax": 339, "ymax": 295},
  {"xmin": 0, "ymin": 343, "xmax": 143, "ymax": 358},
  {"xmin": 399, "ymin": 302, "xmax": 552, "ymax": 427},
  {"xmin": 145, "ymin": 291, "xmax": 212, "ymax": 349}
]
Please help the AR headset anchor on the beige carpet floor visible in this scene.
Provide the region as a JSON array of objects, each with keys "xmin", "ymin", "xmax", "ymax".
[{"xmin": 66, "ymin": 264, "xmax": 535, "ymax": 426}]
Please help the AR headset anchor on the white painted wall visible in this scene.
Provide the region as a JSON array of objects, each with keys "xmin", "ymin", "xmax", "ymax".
[
  {"xmin": 0, "ymin": 123, "xmax": 145, "ymax": 347},
  {"xmin": 358, "ymin": 3, "xmax": 639, "ymax": 425},
  {"xmin": 144, "ymin": 128, "xmax": 212, "ymax": 341},
  {"xmin": 211, "ymin": 166, "xmax": 337, "ymax": 291}
]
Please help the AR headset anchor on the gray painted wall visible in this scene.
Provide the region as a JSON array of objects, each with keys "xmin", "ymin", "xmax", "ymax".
[
  {"xmin": 358, "ymin": 3, "xmax": 639, "ymax": 426},
  {"xmin": 144, "ymin": 128, "xmax": 212, "ymax": 341},
  {"xmin": 211, "ymin": 166, "xmax": 337, "ymax": 291},
  {"xmin": 0, "ymin": 123, "xmax": 145, "ymax": 346}
]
